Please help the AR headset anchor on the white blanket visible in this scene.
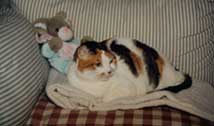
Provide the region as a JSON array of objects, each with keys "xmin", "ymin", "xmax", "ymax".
[{"xmin": 46, "ymin": 69, "xmax": 214, "ymax": 121}]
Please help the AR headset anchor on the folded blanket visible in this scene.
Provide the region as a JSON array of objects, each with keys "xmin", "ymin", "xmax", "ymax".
[{"xmin": 46, "ymin": 69, "xmax": 214, "ymax": 121}]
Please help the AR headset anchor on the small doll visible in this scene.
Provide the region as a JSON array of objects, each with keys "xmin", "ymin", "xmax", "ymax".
[{"xmin": 33, "ymin": 11, "xmax": 80, "ymax": 74}]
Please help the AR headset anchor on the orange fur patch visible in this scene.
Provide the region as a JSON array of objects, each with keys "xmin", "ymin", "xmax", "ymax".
[
  {"xmin": 77, "ymin": 50, "xmax": 116, "ymax": 72},
  {"xmin": 156, "ymin": 56, "xmax": 164, "ymax": 77},
  {"xmin": 105, "ymin": 51, "xmax": 117, "ymax": 64},
  {"xmin": 77, "ymin": 50, "xmax": 102, "ymax": 72},
  {"xmin": 130, "ymin": 52, "xmax": 143, "ymax": 75}
]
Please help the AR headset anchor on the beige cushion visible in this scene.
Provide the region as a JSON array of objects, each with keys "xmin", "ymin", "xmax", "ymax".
[{"xmin": 13, "ymin": 0, "xmax": 214, "ymax": 85}]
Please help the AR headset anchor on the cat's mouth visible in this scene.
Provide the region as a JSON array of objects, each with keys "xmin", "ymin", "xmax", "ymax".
[{"xmin": 98, "ymin": 72, "xmax": 114, "ymax": 81}]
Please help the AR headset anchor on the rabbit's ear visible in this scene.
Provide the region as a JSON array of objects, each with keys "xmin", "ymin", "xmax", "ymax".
[{"xmin": 33, "ymin": 18, "xmax": 49, "ymax": 30}]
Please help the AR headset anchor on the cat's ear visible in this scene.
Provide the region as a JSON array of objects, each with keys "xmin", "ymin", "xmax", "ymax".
[{"xmin": 76, "ymin": 45, "xmax": 91, "ymax": 60}]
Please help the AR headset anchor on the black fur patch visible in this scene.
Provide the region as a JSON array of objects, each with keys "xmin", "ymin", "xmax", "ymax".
[
  {"xmin": 73, "ymin": 41, "xmax": 108, "ymax": 62},
  {"xmin": 110, "ymin": 40, "xmax": 139, "ymax": 76},
  {"xmin": 83, "ymin": 40, "xmax": 108, "ymax": 53},
  {"xmin": 163, "ymin": 74, "xmax": 192, "ymax": 93},
  {"xmin": 134, "ymin": 40, "xmax": 160, "ymax": 88}
]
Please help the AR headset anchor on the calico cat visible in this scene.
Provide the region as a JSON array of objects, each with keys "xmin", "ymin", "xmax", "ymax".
[{"xmin": 68, "ymin": 38, "xmax": 192, "ymax": 102}]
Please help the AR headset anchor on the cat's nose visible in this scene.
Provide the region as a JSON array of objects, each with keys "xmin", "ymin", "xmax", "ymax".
[{"xmin": 108, "ymin": 71, "xmax": 112, "ymax": 74}]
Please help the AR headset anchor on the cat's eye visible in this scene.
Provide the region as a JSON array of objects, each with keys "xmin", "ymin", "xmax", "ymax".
[
  {"xmin": 110, "ymin": 59, "xmax": 114, "ymax": 63},
  {"xmin": 37, "ymin": 33, "xmax": 41, "ymax": 37},
  {"xmin": 55, "ymin": 28, "xmax": 59, "ymax": 32},
  {"xmin": 96, "ymin": 62, "xmax": 101, "ymax": 67}
]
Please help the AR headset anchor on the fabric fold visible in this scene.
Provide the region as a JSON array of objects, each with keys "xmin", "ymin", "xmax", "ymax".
[{"xmin": 46, "ymin": 69, "xmax": 214, "ymax": 121}]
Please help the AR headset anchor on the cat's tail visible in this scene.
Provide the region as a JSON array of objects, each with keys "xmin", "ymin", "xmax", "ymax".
[{"xmin": 162, "ymin": 74, "xmax": 192, "ymax": 93}]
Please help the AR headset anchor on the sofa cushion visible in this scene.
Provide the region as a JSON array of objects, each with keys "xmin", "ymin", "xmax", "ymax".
[
  {"xmin": 12, "ymin": 0, "xmax": 214, "ymax": 85},
  {"xmin": 27, "ymin": 95, "xmax": 213, "ymax": 125},
  {"xmin": 0, "ymin": 7, "xmax": 49, "ymax": 125}
]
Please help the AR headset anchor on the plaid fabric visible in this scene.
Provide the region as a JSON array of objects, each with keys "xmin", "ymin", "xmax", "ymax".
[{"xmin": 27, "ymin": 95, "xmax": 213, "ymax": 126}]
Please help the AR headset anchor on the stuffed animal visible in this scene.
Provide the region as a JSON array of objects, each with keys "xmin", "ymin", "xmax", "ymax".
[{"xmin": 33, "ymin": 11, "xmax": 80, "ymax": 74}]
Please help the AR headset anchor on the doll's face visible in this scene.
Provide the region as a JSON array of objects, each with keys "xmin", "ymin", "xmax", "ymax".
[{"xmin": 47, "ymin": 18, "xmax": 74, "ymax": 41}]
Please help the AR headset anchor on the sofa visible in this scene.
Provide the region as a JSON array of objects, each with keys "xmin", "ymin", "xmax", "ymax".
[{"xmin": 0, "ymin": 0, "xmax": 214, "ymax": 125}]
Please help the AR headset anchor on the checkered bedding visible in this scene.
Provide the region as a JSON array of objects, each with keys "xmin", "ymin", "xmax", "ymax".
[{"xmin": 27, "ymin": 95, "xmax": 213, "ymax": 126}]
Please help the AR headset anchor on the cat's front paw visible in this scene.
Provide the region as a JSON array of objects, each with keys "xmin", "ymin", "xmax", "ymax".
[{"xmin": 103, "ymin": 83, "xmax": 136, "ymax": 102}]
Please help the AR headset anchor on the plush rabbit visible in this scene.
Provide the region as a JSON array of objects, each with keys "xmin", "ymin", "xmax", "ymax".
[{"xmin": 33, "ymin": 11, "xmax": 80, "ymax": 74}]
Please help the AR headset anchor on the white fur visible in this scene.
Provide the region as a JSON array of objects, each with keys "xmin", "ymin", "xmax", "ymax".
[
  {"xmin": 68, "ymin": 38, "xmax": 186, "ymax": 102},
  {"xmin": 156, "ymin": 56, "xmax": 185, "ymax": 90},
  {"xmin": 68, "ymin": 63, "xmax": 136, "ymax": 101},
  {"xmin": 96, "ymin": 51, "xmax": 117, "ymax": 81},
  {"xmin": 68, "ymin": 64, "xmax": 111, "ymax": 97},
  {"xmin": 106, "ymin": 38, "xmax": 152, "ymax": 94},
  {"xmin": 106, "ymin": 38, "xmax": 185, "ymax": 92},
  {"xmin": 76, "ymin": 51, "xmax": 117, "ymax": 81}
]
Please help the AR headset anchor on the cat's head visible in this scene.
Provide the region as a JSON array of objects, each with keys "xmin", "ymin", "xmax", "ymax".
[{"xmin": 74, "ymin": 41, "xmax": 117, "ymax": 81}]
